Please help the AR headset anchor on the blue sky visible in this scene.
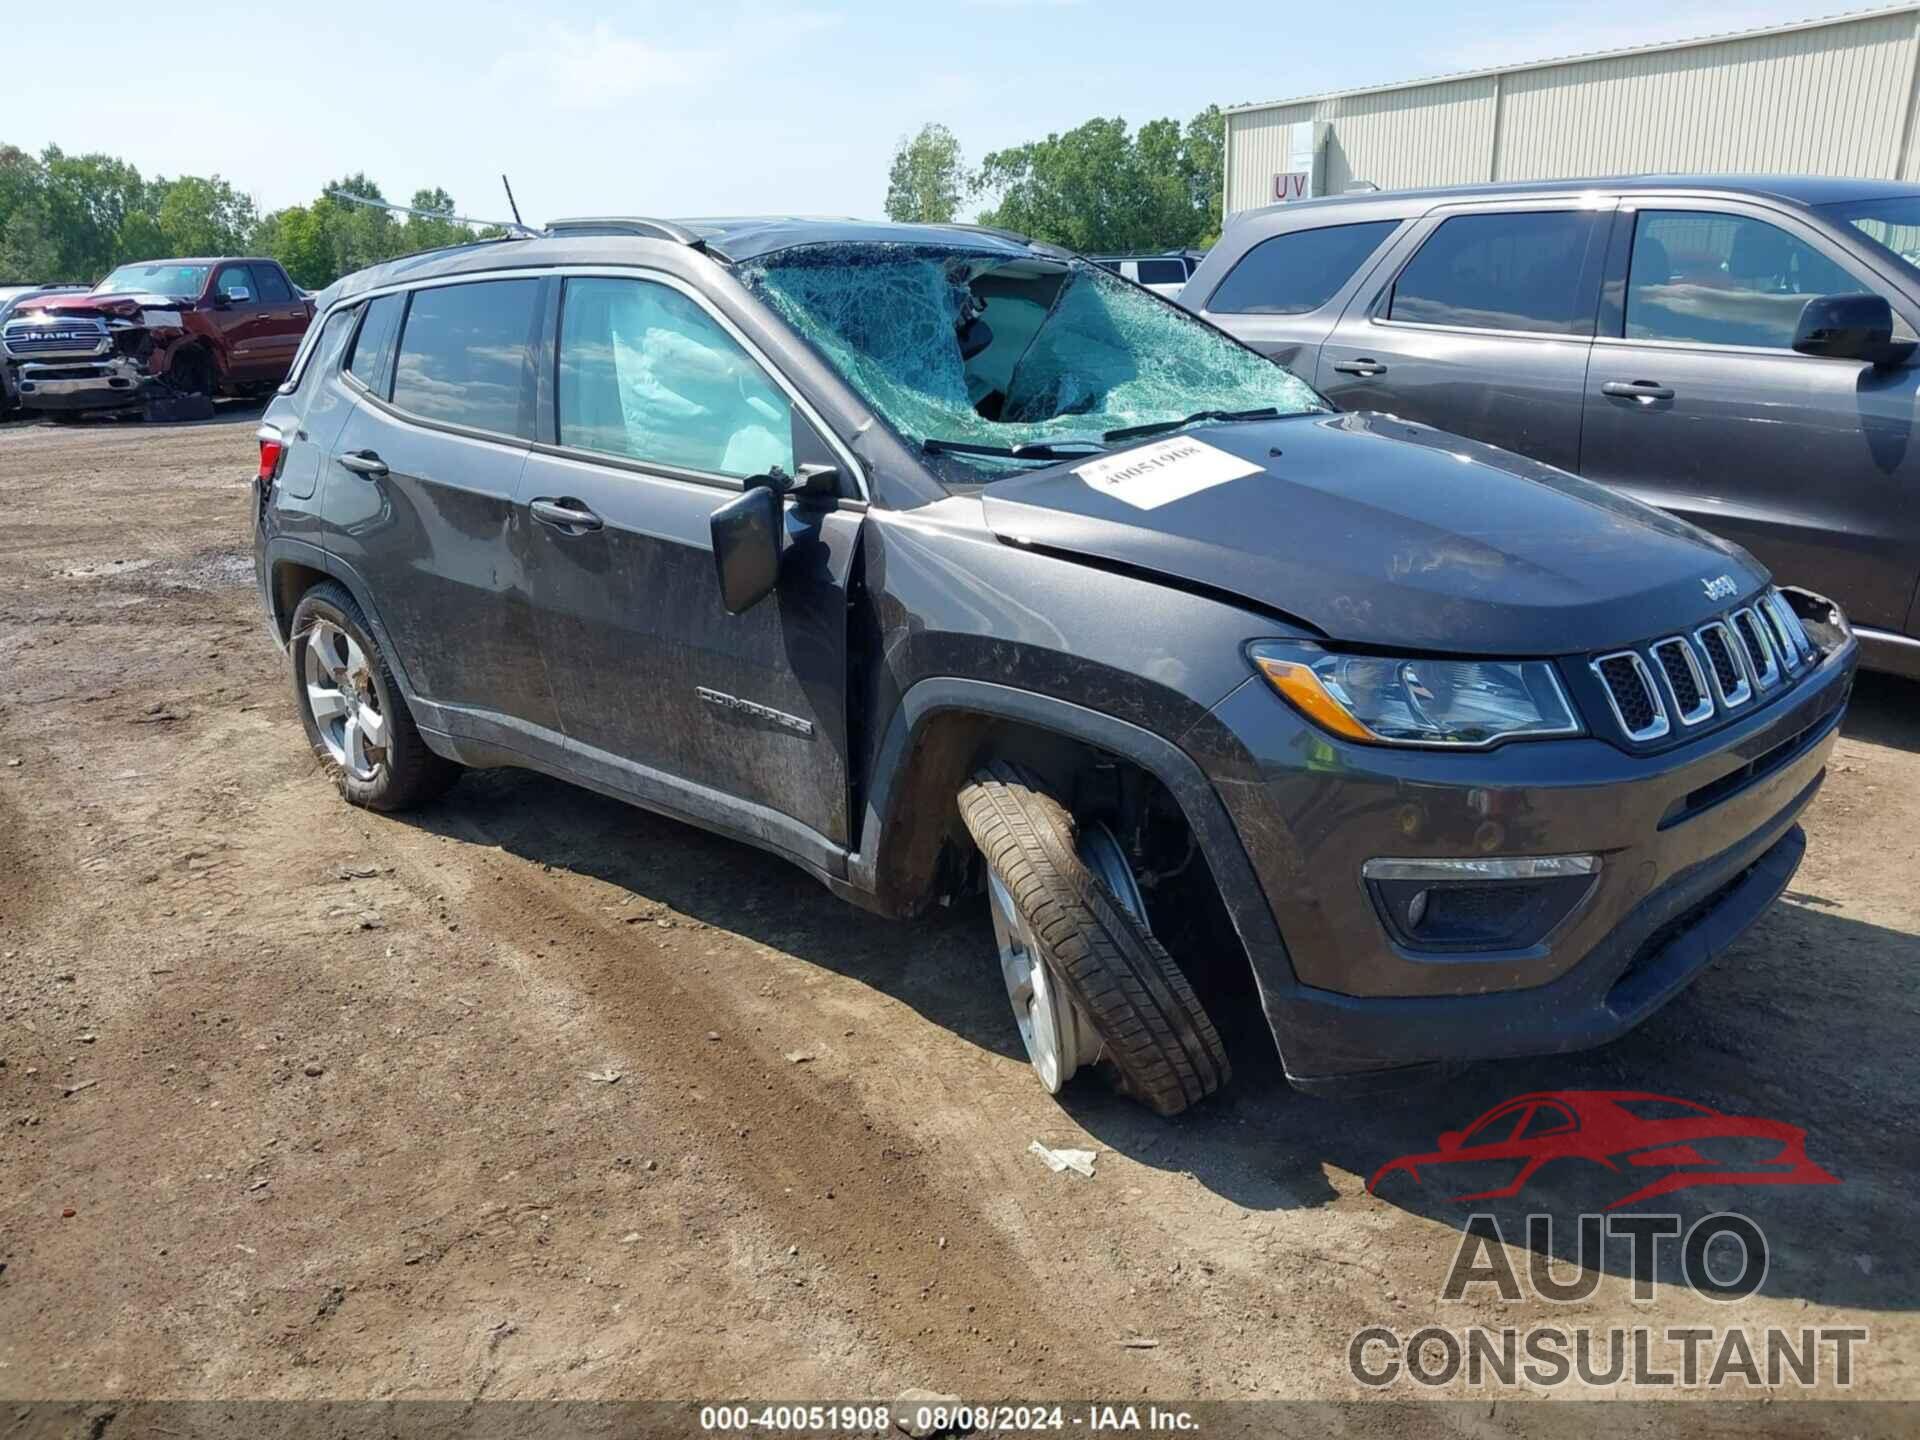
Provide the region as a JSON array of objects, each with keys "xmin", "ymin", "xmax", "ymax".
[{"xmin": 7, "ymin": 0, "xmax": 1851, "ymax": 223}]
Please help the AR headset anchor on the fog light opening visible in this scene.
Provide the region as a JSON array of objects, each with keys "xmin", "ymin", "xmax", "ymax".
[{"xmin": 1362, "ymin": 855, "xmax": 1601, "ymax": 954}]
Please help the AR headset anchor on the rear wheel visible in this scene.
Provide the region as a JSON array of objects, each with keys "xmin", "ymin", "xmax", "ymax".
[
  {"xmin": 289, "ymin": 582, "xmax": 457, "ymax": 811},
  {"xmin": 959, "ymin": 760, "xmax": 1230, "ymax": 1115}
]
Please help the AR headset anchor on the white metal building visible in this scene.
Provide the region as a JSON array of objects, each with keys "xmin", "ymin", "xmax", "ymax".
[{"xmin": 1224, "ymin": 5, "xmax": 1920, "ymax": 216}]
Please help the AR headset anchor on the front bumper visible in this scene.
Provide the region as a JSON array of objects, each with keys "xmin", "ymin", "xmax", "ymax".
[
  {"xmin": 1199, "ymin": 632, "xmax": 1857, "ymax": 1087},
  {"xmin": 16, "ymin": 356, "xmax": 150, "ymax": 412}
]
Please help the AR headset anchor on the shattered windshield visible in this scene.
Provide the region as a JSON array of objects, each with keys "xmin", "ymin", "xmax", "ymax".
[
  {"xmin": 95, "ymin": 263, "xmax": 209, "ymax": 298},
  {"xmin": 741, "ymin": 244, "xmax": 1323, "ymax": 483}
]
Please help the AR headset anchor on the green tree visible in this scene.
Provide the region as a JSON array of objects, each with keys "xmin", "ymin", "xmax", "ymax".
[
  {"xmin": 885, "ymin": 123, "xmax": 968, "ymax": 224},
  {"xmin": 150, "ymin": 173, "xmax": 258, "ymax": 257},
  {"xmin": 972, "ymin": 106, "xmax": 1225, "ymax": 252},
  {"xmin": 399, "ymin": 186, "xmax": 473, "ymax": 255}
]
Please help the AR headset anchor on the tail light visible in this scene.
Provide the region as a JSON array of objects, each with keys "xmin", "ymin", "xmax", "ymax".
[{"xmin": 256, "ymin": 426, "xmax": 286, "ymax": 484}]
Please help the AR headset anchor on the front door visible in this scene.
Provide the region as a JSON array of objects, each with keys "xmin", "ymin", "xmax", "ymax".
[
  {"xmin": 1317, "ymin": 203, "xmax": 1611, "ymax": 473},
  {"xmin": 321, "ymin": 279, "xmax": 560, "ymax": 740},
  {"xmin": 517, "ymin": 273, "xmax": 861, "ymax": 859},
  {"xmin": 210, "ymin": 264, "xmax": 275, "ymax": 381},
  {"xmin": 1580, "ymin": 202, "xmax": 1920, "ymax": 633}
]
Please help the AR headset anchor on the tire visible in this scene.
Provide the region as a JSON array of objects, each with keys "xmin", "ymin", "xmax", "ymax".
[
  {"xmin": 958, "ymin": 759, "xmax": 1230, "ymax": 1115},
  {"xmin": 288, "ymin": 581, "xmax": 457, "ymax": 811},
  {"xmin": 164, "ymin": 346, "xmax": 214, "ymax": 398}
]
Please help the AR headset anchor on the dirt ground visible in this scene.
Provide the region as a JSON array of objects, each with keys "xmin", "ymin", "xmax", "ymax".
[{"xmin": 0, "ymin": 408, "xmax": 1916, "ymax": 1416}]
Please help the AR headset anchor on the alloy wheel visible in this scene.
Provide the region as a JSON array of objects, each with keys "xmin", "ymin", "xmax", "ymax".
[{"xmin": 302, "ymin": 619, "xmax": 388, "ymax": 782}]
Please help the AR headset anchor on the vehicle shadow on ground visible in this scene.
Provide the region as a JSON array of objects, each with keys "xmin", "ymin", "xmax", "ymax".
[
  {"xmin": 1063, "ymin": 896, "xmax": 1920, "ymax": 1312},
  {"xmin": 1841, "ymin": 669, "xmax": 1920, "ymax": 753},
  {"xmin": 412, "ymin": 766, "xmax": 1030, "ymax": 1065}
]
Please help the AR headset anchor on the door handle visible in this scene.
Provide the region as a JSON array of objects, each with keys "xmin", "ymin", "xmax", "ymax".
[
  {"xmin": 337, "ymin": 449, "xmax": 388, "ymax": 478},
  {"xmin": 529, "ymin": 497, "xmax": 604, "ymax": 533},
  {"xmin": 1601, "ymin": 379, "xmax": 1675, "ymax": 402},
  {"xmin": 1331, "ymin": 358, "xmax": 1388, "ymax": 376}
]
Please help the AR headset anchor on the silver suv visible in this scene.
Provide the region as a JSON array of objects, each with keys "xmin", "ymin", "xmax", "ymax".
[{"xmin": 1184, "ymin": 176, "xmax": 1920, "ymax": 679}]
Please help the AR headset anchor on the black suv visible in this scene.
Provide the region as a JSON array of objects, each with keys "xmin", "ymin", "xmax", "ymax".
[{"xmin": 252, "ymin": 217, "xmax": 1858, "ymax": 1113}]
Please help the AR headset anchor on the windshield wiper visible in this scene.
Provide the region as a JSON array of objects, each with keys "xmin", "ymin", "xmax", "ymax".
[
  {"xmin": 1103, "ymin": 407, "xmax": 1282, "ymax": 443},
  {"xmin": 921, "ymin": 437, "xmax": 1107, "ymax": 461}
]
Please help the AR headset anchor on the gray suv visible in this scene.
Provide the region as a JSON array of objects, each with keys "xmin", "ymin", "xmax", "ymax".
[
  {"xmin": 252, "ymin": 217, "xmax": 1857, "ymax": 1114},
  {"xmin": 1185, "ymin": 176, "xmax": 1920, "ymax": 680}
]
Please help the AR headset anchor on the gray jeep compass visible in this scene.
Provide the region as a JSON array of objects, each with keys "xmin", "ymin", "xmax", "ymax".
[{"xmin": 252, "ymin": 217, "xmax": 1858, "ymax": 1114}]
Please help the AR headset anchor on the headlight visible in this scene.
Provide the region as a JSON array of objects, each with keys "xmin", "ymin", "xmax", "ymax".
[{"xmin": 1248, "ymin": 642, "xmax": 1581, "ymax": 748}]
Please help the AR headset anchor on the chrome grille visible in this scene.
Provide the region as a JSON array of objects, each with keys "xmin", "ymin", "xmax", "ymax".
[
  {"xmin": 1732, "ymin": 607, "xmax": 1780, "ymax": 691},
  {"xmin": 1591, "ymin": 650, "xmax": 1669, "ymax": 741},
  {"xmin": 1650, "ymin": 636, "xmax": 1714, "ymax": 726},
  {"xmin": 1694, "ymin": 622, "xmax": 1753, "ymax": 709},
  {"xmin": 1762, "ymin": 591, "xmax": 1811, "ymax": 672},
  {"xmin": 1, "ymin": 318, "xmax": 109, "ymax": 359},
  {"xmin": 1587, "ymin": 587, "xmax": 1823, "ymax": 745}
]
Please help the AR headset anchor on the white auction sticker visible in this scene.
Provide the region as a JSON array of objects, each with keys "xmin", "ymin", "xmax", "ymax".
[{"xmin": 1073, "ymin": 436, "xmax": 1262, "ymax": 510}]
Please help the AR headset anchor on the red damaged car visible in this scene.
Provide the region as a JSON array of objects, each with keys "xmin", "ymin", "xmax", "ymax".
[
  {"xmin": 1368, "ymin": 1091, "xmax": 1838, "ymax": 1210},
  {"xmin": 1, "ymin": 257, "xmax": 311, "ymax": 419}
]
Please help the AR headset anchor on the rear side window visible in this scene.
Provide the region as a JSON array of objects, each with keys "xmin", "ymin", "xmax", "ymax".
[
  {"xmin": 1388, "ymin": 211, "xmax": 1596, "ymax": 335},
  {"xmin": 1625, "ymin": 210, "xmax": 1865, "ymax": 349},
  {"xmin": 1209, "ymin": 220, "xmax": 1400, "ymax": 315},
  {"xmin": 391, "ymin": 279, "xmax": 539, "ymax": 438},
  {"xmin": 345, "ymin": 293, "xmax": 402, "ymax": 395},
  {"xmin": 1135, "ymin": 259, "xmax": 1188, "ymax": 286},
  {"xmin": 294, "ymin": 306, "xmax": 356, "ymax": 397},
  {"xmin": 256, "ymin": 266, "xmax": 294, "ymax": 304},
  {"xmin": 557, "ymin": 276, "xmax": 794, "ymax": 479}
]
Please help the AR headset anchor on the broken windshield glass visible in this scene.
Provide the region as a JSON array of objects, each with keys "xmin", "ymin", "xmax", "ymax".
[{"xmin": 740, "ymin": 244, "xmax": 1323, "ymax": 482}]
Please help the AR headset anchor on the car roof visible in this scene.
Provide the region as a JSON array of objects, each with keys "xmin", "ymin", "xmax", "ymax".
[
  {"xmin": 319, "ymin": 216, "xmax": 1061, "ymax": 307},
  {"xmin": 1231, "ymin": 174, "xmax": 1920, "ymax": 229}
]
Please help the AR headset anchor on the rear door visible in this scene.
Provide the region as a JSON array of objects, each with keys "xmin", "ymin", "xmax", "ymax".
[
  {"xmin": 1316, "ymin": 201, "xmax": 1611, "ymax": 473},
  {"xmin": 1193, "ymin": 217, "xmax": 1405, "ymax": 375},
  {"xmin": 1579, "ymin": 200, "xmax": 1920, "ymax": 632},
  {"xmin": 517, "ymin": 271, "xmax": 863, "ymax": 860},
  {"xmin": 323, "ymin": 277, "xmax": 561, "ymax": 741},
  {"xmin": 248, "ymin": 263, "xmax": 309, "ymax": 379}
]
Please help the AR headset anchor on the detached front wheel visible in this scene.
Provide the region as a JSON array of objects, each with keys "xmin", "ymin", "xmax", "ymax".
[{"xmin": 959, "ymin": 761, "xmax": 1229, "ymax": 1115}]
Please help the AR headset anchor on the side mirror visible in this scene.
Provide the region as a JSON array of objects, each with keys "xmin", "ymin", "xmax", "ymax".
[
  {"xmin": 1793, "ymin": 293, "xmax": 1916, "ymax": 367},
  {"xmin": 1437, "ymin": 1130, "xmax": 1464, "ymax": 1153},
  {"xmin": 710, "ymin": 483, "xmax": 784, "ymax": 615}
]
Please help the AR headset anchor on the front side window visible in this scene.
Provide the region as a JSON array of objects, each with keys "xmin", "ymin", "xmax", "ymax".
[
  {"xmin": 743, "ymin": 245, "xmax": 1322, "ymax": 482},
  {"xmin": 1626, "ymin": 210, "xmax": 1866, "ymax": 349},
  {"xmin": 1821, "ymin": 194, "xmax": 1920, "ymax": 288},
  {"xmin": 1210, "ymin": 220, "xmax": 1400, "ymax": 315},
  {"xmin": 94, "ymin": 263, "xmax": 210, "ymax": 298},
  {"xmin": 390, "ymin": 279, "xmax": 539, "ymax": 437},
  {"xmin": 217, "ymin": 265, "xmax": 259, "ymax": 300},
  {"xmin": 1389, "ymin": 211, "xmax": 1596, "ymax": 335},
  {"xmin": 345, "ymin": 292, "xmax": 403, "ymax": 395},
  {"xmin": 558, "ymin": 277, "xmax": 795, "ymax": 479}
]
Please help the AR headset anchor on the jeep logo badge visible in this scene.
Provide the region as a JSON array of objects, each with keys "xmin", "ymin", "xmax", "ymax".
[{"xmin": 1703, "ymin": 574, "xmax": 1739, "ymax": 601}]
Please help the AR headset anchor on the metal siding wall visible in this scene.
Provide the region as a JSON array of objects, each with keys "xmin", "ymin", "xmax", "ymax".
[
  {"xmin": 1497, "ymin": 13, "xmax": 1915, "ymax": 180},
  {"xmin": 1226, "ymin": 10, "xmax": 1920, "ymax": 214},
  {"xmin": 1322, "ymin": 78, "xmax": 1499, "ymax": 193},
  {"xmin": 1227, "ymin": 103, "xmax": 1315, "ymax": 209}
]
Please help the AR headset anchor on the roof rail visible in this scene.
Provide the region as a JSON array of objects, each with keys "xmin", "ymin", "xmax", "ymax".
[{"xmin": 544, "ymin": 216, "xmax": 703, "ymax": 245}]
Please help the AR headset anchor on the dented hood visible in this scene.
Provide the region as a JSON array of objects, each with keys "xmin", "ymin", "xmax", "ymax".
[
  {"xmin": 14, "ymin": 292, "xmax": 175, "ymax": 322},
  {"xmin": 979, "ymin": 412, "xmax": 1768, "ymax": 656}
]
